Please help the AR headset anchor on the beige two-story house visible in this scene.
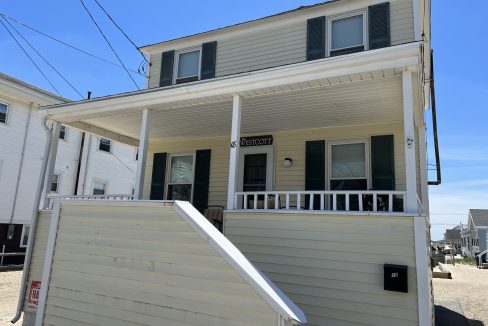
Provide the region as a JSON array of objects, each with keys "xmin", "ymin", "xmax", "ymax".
[{"xmin": 16, "ymin": 0, "xmax": 437, "ymax": 325}]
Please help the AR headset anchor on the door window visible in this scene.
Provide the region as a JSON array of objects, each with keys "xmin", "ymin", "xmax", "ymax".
[{"xmin": 243, "ymin": 154, "xmax": 267, "ymax": 192}]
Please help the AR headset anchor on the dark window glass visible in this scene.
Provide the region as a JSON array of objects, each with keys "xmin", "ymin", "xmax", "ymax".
[
  {"xmin": 168, "ymin": 184, "xmax": 192, "ymax": 201},
  {"xmin": 59, "ymin": 125, "xmax": 66, "ymax": 140},
  {"xmin": 99, "ymin": 138, "xmax": 111, "ymax": 152},
  {"xmin": 243, "ymin": 154, "xmax": 267, "ymax": 192},
  {"xmin": 50, "ymin": 174, "xmax": 60, "ymax": 193},
  {"xmin": 0, "ymin": 103, "xmax": 7, "ymax": 124},
  {"xmin": 93, "ymin": 181, "xmax": 106, "ymax": 195}
]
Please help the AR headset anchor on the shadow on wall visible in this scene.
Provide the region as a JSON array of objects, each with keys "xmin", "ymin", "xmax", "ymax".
[{"xmin": 435, "ymin": 305, "xmax": 484, "ymax": 326}]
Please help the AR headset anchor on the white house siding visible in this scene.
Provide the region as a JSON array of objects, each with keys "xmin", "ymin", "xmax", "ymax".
[
  {"xmin": 39, "ymin": 203, "xmax": 280, "ymax": 326},
  {"xmin": 224, "ymin": 211, "xmax": 419, "ymax": 326},
  {"xmin": 143, "ymin": 122, "xmax": 408, "ymax": 206}
]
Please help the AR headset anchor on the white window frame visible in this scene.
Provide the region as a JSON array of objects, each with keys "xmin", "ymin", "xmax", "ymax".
[
  {"xmin": 92, "ymin": 179, "xmax": 108, "ymax": 195},
  {"xmin": 59, "ymin": 125, "xmax": 68, "ymax": 141},
  {"xmin": 0, "ymin": 101, "xmax": 10, "ymax": 125},
  {"xmin": 328, "ymin": 140, "xmax": 370, "ymax": 189},
  {"xmin": 327, "ymin": 9, "xmax": 368, "ymax": 56},
  {"xmin": 50, "ymin": 173, "xmax": 61, "ymax": 193},
  {"xmin": 173, "ymin": 46, "xmax": 202, "ymax": 84},
  {"xmin": 20, "ymin": 225, "xmax": 30, "ymax": 248},
  {"xmin": 237, "ymin": 145, "xmax": 274, "ymax": 192},
  {"xmin": 98, "ymin": 137, "xmax": 112, "ymax": 153},
  {"xmin": 165, "ymin": 153, "xmax": 196, "ymax": 202}
]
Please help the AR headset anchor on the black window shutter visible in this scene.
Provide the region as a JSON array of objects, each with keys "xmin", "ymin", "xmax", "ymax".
[
  {"xmin": 193, "ymin": 149, "xmax": 211, "ymax": 213},
  {"xmin": 371, "ymin": 135, "xmax": 395, "ymax": 190},
  {"xmin": 307, "ymin": 17, "xmax": 325, "ymax": 61},
  {"xmin": 150, "ymin": 153, "xmax": 167, "ymax": 200},
  {"xmin": 200, "ymin": 41, "xmax": 217, "ymax": 80},
  {"xmin": 159, "ymin": 51, "xmax": 175, "ymax": 87},
  {"xmin": 369, "ymin": 2, "xmax": 390, "ymax": 50},
  {"xmin": 305, "ymin": 140, "xmax": 325, "ymax": 209}
]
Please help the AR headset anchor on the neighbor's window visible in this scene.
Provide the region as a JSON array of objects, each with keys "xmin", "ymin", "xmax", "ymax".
[
  {"xmin": 93, "ymin": 180, "xmax": 107, "ymax": 195},
  {"xmin": 167, "ymin": 154, "xmax": 194, "ymax": 201},
  {"xmin": 0, "ymin": 102, "xmax": 8, "ymax": 124},
  {"xmin": 50, "ymin": 173, "xmax": 60, "ymax": 193},
  {"xmin": 329, "ymin": 12, "xmax": 365, "ymax": 56},
  {"xmin": 135, "ymin": 147, "xmax": 139, "ymax": 161},
  {"xmin": 175, "ymin": 48, "xmax": 200, "ymax": 84},
  {"xmin": 20, "ymin": 225, "xmax": 30, "ymax": 248},
  {"xmin": 330, "ymin": 142, "xmax": 367, "ymax": 190},
  {"xmin": 59, "ymin": 125, "xmax": 67, "ymax": 140},
  {"xmin": 98, "ymin": 138, "xmax": 111, "ymax": 152}
]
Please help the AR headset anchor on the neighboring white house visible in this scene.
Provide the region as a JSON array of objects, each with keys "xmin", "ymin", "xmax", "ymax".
[
  {"xmin": 0, "ymin": 72, "xmax": 137, "ymax": 263},
  {"xmin": 460, "ymin": 209, "xmax": 488, "ymax": 259}
]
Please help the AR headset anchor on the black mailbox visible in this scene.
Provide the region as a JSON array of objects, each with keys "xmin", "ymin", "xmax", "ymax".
[{"xmin": 384, "ymin": 264, "xmax": 408, "ymax": 293}]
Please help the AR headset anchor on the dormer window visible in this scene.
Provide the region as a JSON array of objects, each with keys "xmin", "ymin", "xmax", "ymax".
[
  {"xmin": 328, "ymin": 11, "xmax": 367, "ymax": 56},
  {"xmin": 175, "ymin": 47, "xmax": 201, "ymax": 84}
]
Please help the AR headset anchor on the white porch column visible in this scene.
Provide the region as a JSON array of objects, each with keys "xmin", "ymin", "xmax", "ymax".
[
  {"xmin": 226, "ymin": 95, "xmax": 242, "ymax": 210},
  {"xmin": 402, "ymin": 70, "xmax": 418, "ymax": 213},
  {"xmin": 134, "ymin": 108, "xmax": 151, "ymax": 200},
  {"xmin": 42, "ymin": 122, "xmax": 61, "ymax": 209},
  {"xmin": 418, "ymin": 124, "xmax": 429, "ymax": 215}
]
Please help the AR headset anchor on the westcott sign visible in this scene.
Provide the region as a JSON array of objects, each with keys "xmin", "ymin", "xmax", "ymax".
[{"xmin": 240, "ymin": 135, "xmax": 273, "ymax": 147}]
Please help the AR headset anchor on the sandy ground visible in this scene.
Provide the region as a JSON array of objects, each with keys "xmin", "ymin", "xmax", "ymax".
[
  {"xmin": 0, "ymin": 270, "xmax": 23, "ymax": 325},
  {"xmin": 434, "ymin": 263, "xmax": 488, "ymax": 325}
]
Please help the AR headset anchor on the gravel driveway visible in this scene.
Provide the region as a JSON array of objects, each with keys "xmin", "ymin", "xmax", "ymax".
[
  {"xmin": 0, "ymin": 270, "xmax": 23, "ymax": 325},
  {"xmin": 434, "ymin": 263, "xmax": 488, "ymax": 325}
]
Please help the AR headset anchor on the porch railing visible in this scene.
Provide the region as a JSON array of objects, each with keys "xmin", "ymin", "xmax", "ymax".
[
  {"xmin": 45, "ymin": 194, "xmax": 134, "ymax": 210},
  {"xmin": 234, "ymin": 190, "xmax": 407, "ymax": 213}
]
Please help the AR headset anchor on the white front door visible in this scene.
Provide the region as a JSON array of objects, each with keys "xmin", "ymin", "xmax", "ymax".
[{"xmin": 237, "ymin": 146, "xmax": 274, "ymax": 192}]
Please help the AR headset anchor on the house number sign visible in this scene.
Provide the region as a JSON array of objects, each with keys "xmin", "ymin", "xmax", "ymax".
[{"xmin": 240, "ymin": 135, "xmax": 273, "ymax": 147}]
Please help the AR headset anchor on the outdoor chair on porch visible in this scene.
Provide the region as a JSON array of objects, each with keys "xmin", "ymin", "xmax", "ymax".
[{"xmin": 203, "ymin": 206, "xmax": 224, "ymax": 232}]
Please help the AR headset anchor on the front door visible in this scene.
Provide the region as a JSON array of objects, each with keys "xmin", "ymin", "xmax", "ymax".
[{"xmin": 238, "ymin": 146, "xmax": 274, "ymax": 192}]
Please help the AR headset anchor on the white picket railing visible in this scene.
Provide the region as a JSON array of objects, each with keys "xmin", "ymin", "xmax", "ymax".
[
  {"xmin": 234, "ymin": 190, "xmax": 407, "ymax": 213},
  {"xmin": 44, "ymin": 194, "xmax": 134, "ymax": 210}
]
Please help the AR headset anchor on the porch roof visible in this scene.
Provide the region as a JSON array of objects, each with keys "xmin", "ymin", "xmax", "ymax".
[{"xmin": 42, "ymin": 43, "xmax": 420, "ymax": 146}]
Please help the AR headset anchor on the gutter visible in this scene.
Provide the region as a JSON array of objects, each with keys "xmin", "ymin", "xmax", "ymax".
[
  {"xmin": 428, "ymin": 49, "xmax": 441, "ymax": 185},
  {"xmin": 11, "ymin": 116, "xmax": 53, "ymax": 324}
]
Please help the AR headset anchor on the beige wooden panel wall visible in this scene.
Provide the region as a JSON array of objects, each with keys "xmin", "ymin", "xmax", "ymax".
[
  {"xmin": 224, "ymin": 211, "xmax": 419, "ymax": 326},
  {"xmin": 41, "ymin": 203, "xmax": 280, "ymax": 326},
  {"xmin": 390, "ymin": 0, "xmax": 415, "ymax": 46},
  {"xmin": 143, "ymin": 122, "xmax": 407, "ymax": 205}
]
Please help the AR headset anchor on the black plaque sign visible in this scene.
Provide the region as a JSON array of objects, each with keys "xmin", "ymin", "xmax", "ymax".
[{"xmin": 240, "ymin": 135, "xmax": 273, "ymax": 147}]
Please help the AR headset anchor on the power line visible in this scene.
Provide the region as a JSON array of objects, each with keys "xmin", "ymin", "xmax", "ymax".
[
  {"xmin": 0, "ymin": 17, "xmax": 61, "ymax": 96},
  {"xmin": 0, "ymin": 12, "xmax": 144, "ymax": 76},
  {"xmin": 91, "ymin": 0, "xmax": 147, "ymax": 63},
  {"xmin": 3, "ymin": 16, "xmax": 85, "ymax": 99},
  {"xmin": 78, "ymin": 0, "xmax": 141, "ymax": 90}
]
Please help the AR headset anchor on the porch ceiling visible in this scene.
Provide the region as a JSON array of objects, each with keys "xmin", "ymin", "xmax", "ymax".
[{"xmin": 73, "ymin": 73, "xmax": 404, "ymax": 142}]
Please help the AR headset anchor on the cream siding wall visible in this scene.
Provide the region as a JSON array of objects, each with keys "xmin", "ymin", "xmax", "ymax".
[
  {"xmin": 224, "ymin": 211, "xmax": 419, "ymax": 326},
  {"xmin": 146, "ymin": 0, "xmax": 415, "ymax": 88},
  {"xmin": 40, "ymin": 204, "xmax": 280, "ymax": 326},
  {"xmin": 143, "ymin": 123, "xmax": 407, "ymax": 205}
]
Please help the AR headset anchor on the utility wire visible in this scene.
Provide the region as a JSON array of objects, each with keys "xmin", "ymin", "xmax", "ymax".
[
  {"xmin": 0, "ymin": 12, "xmax": 144, "ymax": 76},
  {"xmin": 0, "ymin": 17, "xmax": 61, "ymax": 96},
  {"xmin": 91, "ymin": 0, "xmax": 148, "ymax": 63},
  {"xmin": 3, "ymin": 17, "xmax": 85, "ymax": 99},
  {"xmin": 78, "ymin": 0, "xmax": 141, "ymax": 90}
]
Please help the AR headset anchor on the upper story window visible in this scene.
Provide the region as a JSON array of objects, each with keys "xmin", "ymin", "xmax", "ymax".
[
  {"xmin": 0, "ymin": 102, "xmax": 8, "ymax": 124},
  {"xmin": 328, "ymin": 11, "xmax": 367, "ymax": 56},
  {"xmin": 175, "ymin": 48, "xmax": 201, "ymax": 84},
  {"xmin": 51, "ymin": 173, "xmax": 61, "ymax": 193},
  {"xmin": 93, "ymin": 180, "xmax": 107, "ymax": 195},
  {"xmin": 98, "ymin": 138, "xmax": 111, "ymax": 153},
  {"xmin": 59, "ymin": 125, "xmax": 67, "ymax": 140}
]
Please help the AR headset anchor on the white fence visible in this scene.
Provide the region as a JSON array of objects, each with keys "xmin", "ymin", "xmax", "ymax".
[
  {"xmin": 234, "ymin": 190, "xmax": 408, "ymax": 213},
  {"xmin": 44, "ymin": 194, "xmax": 134, "ymax": 210}
]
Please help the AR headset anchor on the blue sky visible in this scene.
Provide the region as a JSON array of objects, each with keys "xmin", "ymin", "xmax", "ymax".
[{"xmin": 1, "ymin": 1, "xmax": 486, "ymax": 239}]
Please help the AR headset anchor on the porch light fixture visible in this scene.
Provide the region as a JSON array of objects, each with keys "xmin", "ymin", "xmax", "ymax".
[{"xmin": 282, "ymin": 157, "xmax": 293, "ymax": 168}]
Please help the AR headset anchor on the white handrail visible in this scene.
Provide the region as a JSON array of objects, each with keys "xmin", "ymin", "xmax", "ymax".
[
  {"xmin": 44, "ymin": 194, "xmax": 134, "ymax": 210},
  {"xmin": 477, "ymin": 249, "xmax": 488, "ymax": 268},
  {"xmin": 234, "ymin": 190, "xmax": 407, "ymax": 213}
]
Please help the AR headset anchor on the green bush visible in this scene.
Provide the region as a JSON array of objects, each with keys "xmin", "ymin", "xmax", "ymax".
[{"xmin": 451, "ymin": 257, "xmax": 477, "ymax": 266}]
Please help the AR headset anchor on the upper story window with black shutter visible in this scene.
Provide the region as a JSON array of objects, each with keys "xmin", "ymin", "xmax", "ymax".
[
  {"xmin": 174, "ymin": 47, "xmax": 201, "ymax": 84},
  {"xmin": 0, "ymin": 102, "xmax": 8, "ymax": 124},
  {"xmin": 328, "ymin": 11, "xmax": 367, "ymax": 57}
]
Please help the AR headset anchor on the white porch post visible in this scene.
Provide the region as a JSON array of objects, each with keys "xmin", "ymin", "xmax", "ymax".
[
  {"xmin": 227, "ymin": 95, "xmax": 242, "ymax": 210},
  {"xmin": 418, "ymin": 124, "xmax": 429, "ymax": 215},
  {"xmin": 42, "ymin": 122, "xmax": 61, "ymax": 209},
  {"xmin": 134, "ymin": 108, "xmax": 151, "ymax": 200},
  {"xmin": 402, "ymin": 70, "xmax": 418, "ymax": 213}
]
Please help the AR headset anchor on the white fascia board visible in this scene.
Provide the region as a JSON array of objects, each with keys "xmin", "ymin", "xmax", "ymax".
[
  {"xmin": 0, "ymin": 78, "xmax": 67, "ymax": 107},
  {"xmin": 45, "ymin": 43, "xmax": 420, "ymax": 121},
  {"xmin": 67, "ymin": 121, "xmax": 139, "ymax": 146},
  {"xmin": 141, "ymin": 0, "xmax": 392, "ymax": 56}
]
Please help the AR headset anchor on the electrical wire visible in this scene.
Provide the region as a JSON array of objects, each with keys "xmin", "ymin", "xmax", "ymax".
[
  {"xmin": 91, "ymin": 0, "xmax": 147, "ymax": 63},
  {"xmin": 78, "ymin": 0, "xmax": 141, "ymax": 90},
  {"xmin": 0, "ymin": 12, "xmax": 144, "ymax": 76},
  {"xmin": 3, "ymin": 16, "xmax": 85, "ymax": 99},
  {"xmin": 0, "ymin": 17, "xmax": 61, "ymax": 96}
]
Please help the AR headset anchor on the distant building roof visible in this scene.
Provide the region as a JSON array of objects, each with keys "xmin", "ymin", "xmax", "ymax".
[
  {"xmin": 0, "ymin": 72, "xmax": 68, "ymax": 103},
  {"xmin": 445, "ymin": 229, "xmax": 461, "ymax": 241},
  {"xmin": 470, "ymin": 209, "xmax": 488, "ymax": 227}
]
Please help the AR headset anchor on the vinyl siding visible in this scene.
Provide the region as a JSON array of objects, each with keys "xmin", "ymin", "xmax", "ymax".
[
  {"xmin": 146, "ymin": 0, "xmax": 415, "ymax": 88},
  {"xmin": 40, "ymin": 203, "xmax": 280, "ymax": 326},
  {"xmin": 224, "ymin": 211, "xmax": 419, "ymax": 326},
  {"xmin": 143, "ymin": 122, "xmax": 407, "ymax": 205}
]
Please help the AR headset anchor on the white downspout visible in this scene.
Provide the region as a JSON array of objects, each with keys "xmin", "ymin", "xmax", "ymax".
[
  {"xmin": 11, "ymin": 116, "xmax": 53, "ymax": 324},
  {"xmin": 8, "ymin": 102, "xmax": 33, "ymax": 225}
]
